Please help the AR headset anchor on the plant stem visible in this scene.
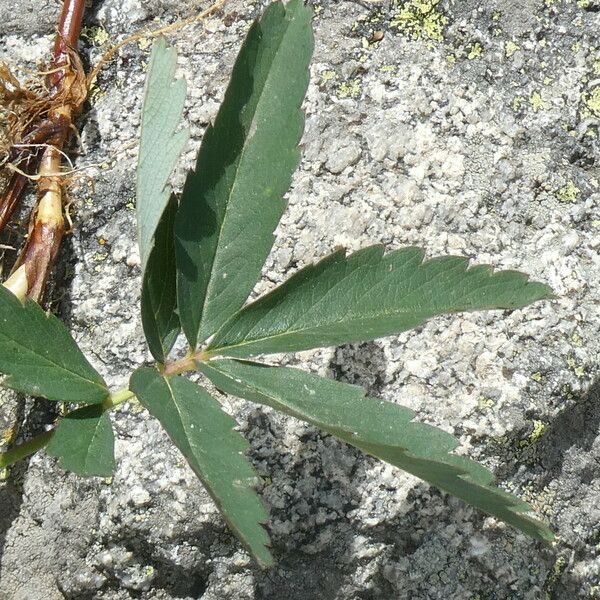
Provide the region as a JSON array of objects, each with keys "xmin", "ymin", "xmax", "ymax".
[
  {"xmin": 1, "ymin": 0, "xmax": 86, "ymax": 301},
  {"xmin": 0, "ymin": 347, "xmax": 212, "ymax": 468},
  {"xmin": 0, "ymin": 430, "xmax": 53, "ymax": 469},
  {"xmin": 0, "ymin": 385, "xmax": 136, "ymax": 469},
  {"xmin": 162, "ymin": 354, "xmax": 198, "ymax": 377},
  {"xmin": 102, "ymin": 387, "xmax": 135, "ymax": 410},
  {"xmin": 52, "ymin": 0, "xmax": 86, "ymax": 86},
  {"xmin": 4, "ymin": 143, "xmax": 66, "ymax": 301}
]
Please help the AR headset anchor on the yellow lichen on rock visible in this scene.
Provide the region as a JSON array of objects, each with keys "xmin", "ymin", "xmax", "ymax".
[{"xmin": 390, "ymin": 0, "xmax": 448, "ymax": 42}]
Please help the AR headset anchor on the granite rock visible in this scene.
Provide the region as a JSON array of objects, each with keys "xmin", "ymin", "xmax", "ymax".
[{"xmin": 1, "ymin": 0, "xmax": 599, "ymax": 598}]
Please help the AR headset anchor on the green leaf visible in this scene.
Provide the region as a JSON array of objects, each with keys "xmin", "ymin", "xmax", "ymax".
[
  {"xmin": 199, "ymin": 359, "xmax": 554, "ymax": 543},
  {"xmin": 175, "ymin": 0, "xmax": 314, "ymax": 348},
  {"xmin": 46, "ymin": 404, "xmax": 115, "ymax": 477},
  {"xmin": 207, "ymin": 246, "xmax": 553, "ymax": 358},
  {"xmin": 130, "ymin": 367, "xmax": 273, "ymax": 567},
  {"xmin": 141, "ymin": 196, "xmax": 179, "ymax": 362},
  {"xmin": 137, "ymin": 36, "xmax": 189, "ymax": 271},
  {"xmin": 0, "ymin": 286, "xmax": 109, "ymax": 403}
]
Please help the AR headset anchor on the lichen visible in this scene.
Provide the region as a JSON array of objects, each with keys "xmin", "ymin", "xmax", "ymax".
[
  {"xmin": 566, "ymin": 355, "xmax": 585, "ymax": 378},
  {"xmin": 512, "ymin": 96, "xmax": 523, "ymax": 111},
  {"xmin": 81, "ymin": 25, "xmax": 109, "ymax": 46},
  {"xmin": 320, "ymin": 69, "xmax": 337, "ymax": 85},
  {"xmin": 545, "ymin": 556, "xmax": 568, "ymax": 593},
  {"xmin": 390, "ymin": 0, "xmax": 448, "ymax": 43},
  {"xmin": 505, "ymin": 41, "xmax": 519, "ymax": 58},
  {"xmin": 584, "ymin": 86, "xmax": 600, "ymax": 117},
  {"xmin": 466, "ymin": 42, "xmax": 483, "ymax": 60},
  {"xmin": 556, "ymin": 179, "xmax": 581, "ymax": 203},
  {"xmin": 138, "ymin": 37, "xmax": 152, "ymax": 51},
  {"xmin": 478, "ymin": 396, "xmax": 495, "ymax": 409},
  {"xmin": 518, "ymin": 420, "xmax": 548, "ymax": 448},
  {"xmin": 337, "ymin": 78, "xmax": 362, "ymax": 99},
  {"xmin": 530, "ymin": 91, "xmax": 548, "ymax": 112}
]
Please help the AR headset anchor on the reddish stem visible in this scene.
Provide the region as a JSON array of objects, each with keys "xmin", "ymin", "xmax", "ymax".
[
  {"xmin": 2, "ymin": 0, "xmax": 86, "ymax": 300},
  {"xmin": 0, "ymin": 0, "xmax": 85, "ymax": 236},
  {"xmin": 50, "ymin": 0, "xmax": 86, "ymax": 88}
]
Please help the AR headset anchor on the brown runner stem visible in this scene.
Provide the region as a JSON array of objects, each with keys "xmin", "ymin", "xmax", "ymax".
[{"xmin": 3, "ymin": 0, "xmax": 86, "ymax": 301}]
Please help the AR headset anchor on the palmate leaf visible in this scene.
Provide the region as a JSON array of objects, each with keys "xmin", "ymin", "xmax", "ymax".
[
  {"xmin": 0, "ymin": 286, "xmax": 108, "ymax": 403},
  {"xmin": 130, "ymin": 367, "xmax": 273, "ymax": 567},
  {"xmin": 137, "ymin": 38, "xmax": 189, "ymax": 361},
  {"xmin": 199, "ymin": 359, "xmax": 554, "ymax": 542},
  {"xmin": 46, "ymin": 404, "xmax": 115, "ymax": 477},
  {"xmin": 175, "ymin": 0, "xmax": 314, "ymax": 348},
  {"xmin": 207, "ymin": 246, "xmax": 553, "ymax": 358}
]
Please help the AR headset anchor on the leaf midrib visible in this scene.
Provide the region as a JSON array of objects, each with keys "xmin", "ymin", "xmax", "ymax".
[{"xmin": 198, "ymin": 10, "xmax": 294, "ymax": 343}]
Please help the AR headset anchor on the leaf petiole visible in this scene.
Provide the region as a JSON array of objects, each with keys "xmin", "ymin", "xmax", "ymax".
[
  {"xmin": 0, "ymin": 385, "xmax": 136, "ymax": 469},
  {"xmin": 162, "ymin": 350, "xmax": 208, "ymax": 377},
  {"xmin": 101, "ymin": 387, "xmax": 136, "ymax": 410},
  {"xmin": 0, "ymin": 430, "xmax": 53, "ymax": 469}
]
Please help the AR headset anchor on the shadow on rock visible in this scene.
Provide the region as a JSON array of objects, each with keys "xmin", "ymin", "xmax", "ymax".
[
  {"xmin": 328, "ymin": 341, "xmax": 389, "ymax": 397},
  {"xmin": 0, "ymin": 466, "xmax": 26, "ymax": 567},
  {"xmin": 537, "ymin": 376, "xmax": 600, "ymax": 486}
]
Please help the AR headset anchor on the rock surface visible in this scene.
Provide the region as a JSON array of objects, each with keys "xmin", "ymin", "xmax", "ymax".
[{"xmin": 1, "ymin": 0, "xmax": 599, "ymax": 598}]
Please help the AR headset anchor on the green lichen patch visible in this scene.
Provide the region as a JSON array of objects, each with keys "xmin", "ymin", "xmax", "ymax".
[
  {"xmin": 556, "ymin": 179, "xmax": 581, "ymax": 203},
  {"xmin": 390, "ymin": 0, "xmax": 448, "ymax": 43},
  {"xmin": 466, "ymin": 42, "xmax": 483, "ymax": 60},
  {"xmin": 81, "ymin": 25, "xmax": 109, "ymax": 46},
  {"xmin": 505, "ymin": 41, "xmax": 519, "ymax": 58},
  {"xmin": 571, "ymin": 332, "xmax": 583, "ymax": 347},
  {"xmin": 517, "ymin": 420, "xmax": 548, "ymax": 449},
  {"xmin": 566, "ymin": 354, "xmax": 586, "ymax": 378},
  {"xmin": 583, "ymin": 86, "xmax": 600, "ymax": 117},
  {"xmin": 530, "ymin": 91, "xmax": 549, "ymax": 112},
  {"xmin": 337, "ymin": 78, "xmax": 362, "ymax": 99},
  {"xmin": 477, "ymin": 396, "xmax": 495, "ymax": 410},
  {"xmin": 544, "ymin": 555, "xmax": 569, "ymax": 597},
  {"xmin": 319, "ymin": 69, "xmax": 337, "ymax": 85}
]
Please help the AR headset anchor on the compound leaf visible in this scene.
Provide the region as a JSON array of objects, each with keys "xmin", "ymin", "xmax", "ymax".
[
  {"xmin": 130, "ymin": 367, "xmax": 273, "ymax": 567},
  {"xmin": 141, "ymin": 196, "xmax": 179, "ymax": 362},
  {"xmin": 175, "ymin": 0, "xmax": 314, "ymax": 348},
  {"xmin": 46, "ymin": 404, "xmax": 115, "ymax": 477},
  {"xmin": 199, "ymin": 359, "xmax": 554, "ymax": 543},
  {"xmin": 207, "ymin": 246, "xmax": 553, "ymax": 358},
  {"xmin": 137, "ymin": 37, "xmax": 189, "ymax": 270},
  {"xmin": 0, "ymin": 286, "xmax": 108, "ymax": 403}
]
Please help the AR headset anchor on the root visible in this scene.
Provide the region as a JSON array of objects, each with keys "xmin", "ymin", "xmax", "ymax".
[{"xmin": 88, "ymin": 0, "xmax": 228, "ymax": 86}]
